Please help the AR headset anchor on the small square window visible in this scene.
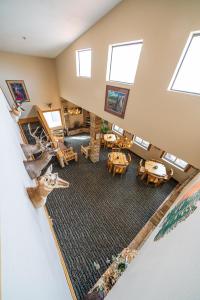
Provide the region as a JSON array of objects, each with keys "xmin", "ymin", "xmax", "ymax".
[
  {"xmin": 43, "ymin": 110, "xmax": 62, "ymax": 128},
  {"xmin": 112, "ymin": 124, "xmax": 124, "ymax": 135},
  {"xmin": 169, "ymin": 32, "xmax": 200, "ymax": 95},
  {"xmin": 162, "ymin": 152, "xmax": 189, "ymax": 171},
  {"xmin": 76, "ymin": 48, "xmax": 91, "ymax": 77},
  {"xmin": 133, "ymin": 135, "xmax": 150, "ymax": 150},
  {"xmin": 106, "ymin": 41, "xmax": 143, "ymax": 84}
]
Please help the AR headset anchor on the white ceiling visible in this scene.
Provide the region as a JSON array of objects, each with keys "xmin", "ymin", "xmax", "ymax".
[{"xmin": 0, "ymin": 0, "xmax": 121, "ymax": 58}]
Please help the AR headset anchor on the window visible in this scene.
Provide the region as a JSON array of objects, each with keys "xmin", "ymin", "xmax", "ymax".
[
  {"xmin": 43, "ymin": 110, "xmax": 62, "ymax": 128},
  {"xmin": 133, "ymin": 135, "xmax": 150, "ymax": 150},
  {"xmin": 162, "ymin": 152, "xmax": 189, "ymax": 171},
  {"xmin": 112, "ymin": 124, "xmax": 124, "ymax": 135},
  {"xmin": 169, "ymin": 32, "xmax": 200, "ymax": 95},
  {"xmin": 106, "ymin": 40, "xmax": 143, "ymax": 84},
  {"xmin": 76, "ymin": 48, "xmax": 91, "ymax": 77}
]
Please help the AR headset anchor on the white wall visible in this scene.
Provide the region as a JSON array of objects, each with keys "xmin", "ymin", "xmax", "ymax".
[
  {"xmin": 0, "ymin": 51, "xmax": 60, "ymax": 117},
  {"xmin": 0, "ymin": 89, "xmax": 72, "ymax": 300},
  {"xmin": 56, "ymin": 0, "xmax": 200, "ymax": 169},
  {"xmin": 106, "ymin": 173, "xmax": 200, "ymax": 300}
]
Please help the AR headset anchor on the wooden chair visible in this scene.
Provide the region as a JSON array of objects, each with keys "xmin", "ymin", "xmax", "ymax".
[
  {"xmin": 147, "ymin": 174, "xmax": 164, "ymax": 187},
  {"xmin": 112, "ymin": 164, "xmax": 127, "ymax": 176},
  {"xmin": 151, "ymin": 159, "xmax": 162, "ymax": 163},
  {"xmin": 137, "ymin": 159, "xmax": 146, "ymax": 177},
  {"xmin": 52, "ymin": 128, "xmax": 65, "ymax": 138},
  {"xmin": 63, "ymin": 147, "xmax": 78, "ymax": 165},
  {"xmin": 127, "ymin": 153, "xmax": 132, "ymax": 164},
  {"xmin": 111, "ymin": 147, "xmax": 121, "ymax": 152},
  {"xmin": 163, "ymin": 168, "xmax": 174, "ymax": 182},
  {"xmin": 101, "ymin": 139, "xmax": 106, "ymax": 148},
  {"xmin": 81, "ymin": 144, "xmax": 91, "ymax": 159},
  {"xmin": 106, "ymin": 142, "xmax": 114, "ymax": 148},
  {"xmin": 107, "ymin": 159, "xmax": 113, "ymax": 173},
  {"xmin": 147, "ymin": 173, "xmax": 159, "ymax": 185},
  {"xmin": 106, "ymin": 153, "xmax": 112, "ymax": 172}
]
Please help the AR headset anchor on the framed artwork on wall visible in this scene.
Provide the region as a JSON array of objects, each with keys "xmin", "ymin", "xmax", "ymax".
[
  {"xmin": 104, "ymin": 85, "xmax": 129, "ymax": 119},
  {"xmin": 6, "ymin": 80, "xmax": 30, "ymax": 104},
  {"xmin": 154, "ymin": 181, "xmax": 200, "ymax": 241}
]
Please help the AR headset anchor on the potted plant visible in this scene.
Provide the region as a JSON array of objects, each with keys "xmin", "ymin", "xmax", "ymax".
[{"xmin": 101, "ymin": 120, "xmax": 109, "ymax": 134}]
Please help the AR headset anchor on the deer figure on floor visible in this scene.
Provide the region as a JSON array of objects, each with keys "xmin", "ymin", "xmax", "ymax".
[
  {"xmin": 24, "ymin": 147, "xmax": 58, "ymax": 179},
  {"xmin": 21, "ymin": 124, "xmax": 51, "ymax": 159},
  {"xmin": 27, "ymin": 165, "xmax": 70, "ymax": 208}
]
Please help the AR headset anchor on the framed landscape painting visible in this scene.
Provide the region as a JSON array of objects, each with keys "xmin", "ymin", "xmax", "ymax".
[
  {"xmin": 104, "ymin": 85, "xmax": 129, "ymax": 119},
  {"xmin": 6, "ymin": 80, "xmax": 30, "ymax": 104}
]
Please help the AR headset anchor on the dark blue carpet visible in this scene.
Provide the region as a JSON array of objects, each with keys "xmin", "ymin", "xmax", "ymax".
[{"xmin": 44, "ymin": 134, "xmax": 177, "ymax": 300}]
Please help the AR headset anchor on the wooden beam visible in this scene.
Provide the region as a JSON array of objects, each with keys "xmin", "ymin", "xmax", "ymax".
[{"xmin": 18, "ymin": 116, "xmax": 39, "ymax": 125}]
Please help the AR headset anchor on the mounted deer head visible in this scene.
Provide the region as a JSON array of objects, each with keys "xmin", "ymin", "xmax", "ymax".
[
  {"xmin": 24, "ymin": 147, "xmax": 59, "ymax": 179},
  {"xmin": 27, "ymin": 165, "xmax": 69, "ymax": 208},
  {"xmin": 21, "ymin": 124, "xmax": 51, "ymax": 159}
]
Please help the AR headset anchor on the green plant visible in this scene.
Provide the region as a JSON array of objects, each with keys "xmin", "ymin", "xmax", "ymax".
[{"xmin": 101, "ymin": 121, "xmax": 109, "ymax": 134}]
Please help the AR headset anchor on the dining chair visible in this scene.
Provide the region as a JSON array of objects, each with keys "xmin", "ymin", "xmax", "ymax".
[
  {"xmin": 101, "ymin": 137, "xmax": 106, "ymax": 148},
  {"xmin": 147, "ymin": 173, "xmax": 159, "ymax": 185},
  {"xmin": 81, "ymin": 144, "xmax": 91, "ymax": 159},
  {"xmin": 151, "ymin": 159, "xmax": 162, "ymax": 163},
  {"xmin": 127, "ymin": 153, "xmax": 132, "ymax": 164},
  {"xmin": 111, "ymin": 147, "xmax": 121, "ymax": 152},
  {"xmin": 137, "ymin": 159, "xmax": 145, "ymax": 177},
  {"xmin": 163, "ymin": 168, "xmax": 174, "ymax": 182},
  {"xmin": 107, "ymin": 159, "xmax": 113, "ymax": 173},
  {"xmin": 107, "ymin": 142, "xmax": 114, "ymax": 148},
  {"xmin": 112, "ymin": 164, "xmax": 127, "ymax": 176},
  {"xmin": 107, "ymin": 153, "xmax": 113, "ymax": 172}
]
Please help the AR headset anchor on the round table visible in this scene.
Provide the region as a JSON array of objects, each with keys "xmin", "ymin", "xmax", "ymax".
[{"xmin": 104, "ymin": 134, "xmax": 117, "ymax": 143}]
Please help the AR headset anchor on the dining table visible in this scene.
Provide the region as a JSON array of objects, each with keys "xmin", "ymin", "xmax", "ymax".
[
  {"xmin": 145, "ymin": 160, "xmax": 167, "ymax": 177},
  {"xmin": 104, "ymin": 133, "xmax": 117, "ymax": 143},
  {"xmin": 109, "ymin": 152, "xmax": 129, "ymax": 166}
]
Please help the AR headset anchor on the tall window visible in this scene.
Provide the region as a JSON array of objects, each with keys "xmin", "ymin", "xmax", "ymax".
[
  {"xmin": 76, "ymin": 48, "xmax": 91, "ymax": 77},
  {"xmin": 43, "ymin": 110, "xmax": 62, "ymax": 128},
  {"xmin": 162, "ymin": 152, "xmax": 189, "ymax": 171},
  {"xmin": 169, "ymin": 32, "xmax": 200, "ymax": 95},
  {"xmin": 133, "ymin": 135, "xmax": 150, "ymax": 150},
  {"xmin": 112, "ymin": 124, "xmax": 124, "ymax": 135},
  {"xmin": 106, "ymin": 40, "xmax": 143, "ymax": 84}
]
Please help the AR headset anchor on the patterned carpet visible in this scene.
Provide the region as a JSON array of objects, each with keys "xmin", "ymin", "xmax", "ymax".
[
  {"xmin": 46, "ymin": 135, "xmax": 176, "ymax": 299},
  {"xmin": 22, "ymin": 124, "xmax": 177, "ymax": 299}
]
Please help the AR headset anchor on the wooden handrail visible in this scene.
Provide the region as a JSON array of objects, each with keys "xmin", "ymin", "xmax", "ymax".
[{"xmin": 36, "ymin": 106, "xmax": 65, "ymax": 168}]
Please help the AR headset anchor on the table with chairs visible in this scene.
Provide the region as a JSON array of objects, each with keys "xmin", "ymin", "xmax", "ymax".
[
  {"xmin": 107, "ymin": 151, "xmax": 132, "ymax": 176},
  {"xmin": 103, "ymin": 133, "xmax": 117, "ymax": 148},
  {"xmin": 102, "ymin": 133, "xmax": 133, "ymax": 151},
  {"xmin": 115, "ymin": 135, "xmax": 133, "ymax": 150},
  {"xmin": 137, "ymin": 158, "xmax": 173, "ymax": 186}
]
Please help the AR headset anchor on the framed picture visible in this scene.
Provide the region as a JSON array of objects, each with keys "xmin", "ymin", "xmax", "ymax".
[
  {"xmin": 6, "ymin": 80, "xmax": 30, "ymax": 104},
  {"xmin": 104, "ymin": 85, "xmax": 129, "ymax": 119}
]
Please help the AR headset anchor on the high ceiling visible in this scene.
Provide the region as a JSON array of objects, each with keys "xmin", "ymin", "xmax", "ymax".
[{"xmin": 0, "ymin": 0, "xmax": 121, "ymax": 58}]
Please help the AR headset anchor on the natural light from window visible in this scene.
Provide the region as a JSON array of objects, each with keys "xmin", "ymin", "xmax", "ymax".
[
  {"xmin": 43, "ymin": 111, "xmax": 62, "ymax": 128},
  {"xmin": 106, "ymin": 41, "xmax": 143, "ymax": 84},
  {"xmin": 133, "ymin": 135, "xmax": 150, "ymax": 150},
  {"xmin": 112, "ymin": 124, "xmax": 124, "ymax": 135},
  {"xmin": 169, "ymin": 32, "xmax": 200, "ymax": 95},
  {"xmin": 76, "ymin": 48, "xmax": 91, "ymax": 77},
  {"xmin": 162, "ymin": 152, "xmax": 189, "ymax": 171}
]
